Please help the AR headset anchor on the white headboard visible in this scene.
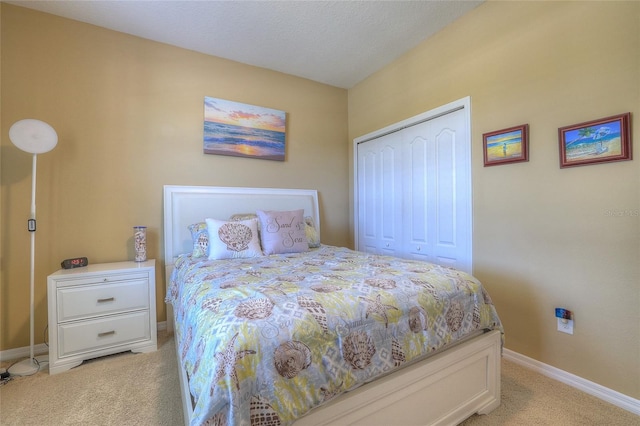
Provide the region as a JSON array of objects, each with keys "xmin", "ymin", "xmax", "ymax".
[{"xmin": 163, "ymin": 185, "xmax": 320, "ymax": 265}]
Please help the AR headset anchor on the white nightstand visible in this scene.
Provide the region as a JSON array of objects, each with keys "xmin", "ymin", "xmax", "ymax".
[{"xmin": 47, "ymin": 260, "xmax": 157, "ymax": 374}]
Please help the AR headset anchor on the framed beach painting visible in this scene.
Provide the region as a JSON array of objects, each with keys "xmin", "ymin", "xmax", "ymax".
[
  {"xmin": 203, "ymin": 97, "xmax": 286, "ymax": 161},
  {"xmin": 558, "ymin": 113, "xmax": 631, "ymax": 168},
  {"xmin": 483, "ymin": 124, "xmax": 529, "ymax": 166}
]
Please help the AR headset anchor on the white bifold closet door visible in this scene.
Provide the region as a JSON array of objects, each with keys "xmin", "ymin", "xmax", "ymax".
[
  {"xmin": 357, "ymin": 130, "xmax": 403, "ymax": 258},
  {"xmin": 355, "ymin": 100, "xmax": 472, "ymax": 273}
]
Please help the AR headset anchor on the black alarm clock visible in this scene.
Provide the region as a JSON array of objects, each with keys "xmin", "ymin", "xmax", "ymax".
[{"xmin": 61, "ymin": 257, "xmax": 89, "ymax": 269}]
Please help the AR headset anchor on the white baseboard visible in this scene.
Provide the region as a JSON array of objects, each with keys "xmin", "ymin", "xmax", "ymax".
[
  {"xmin": 1, "ymin": 322, "xmax": 168, "ymax": 363},
  {"xmin": 503, "ymin": 348, "xmax": 640, "ymax": 416},
  {"xmin": 0, "ymin": 343, "xmax": 49, "ymax": 363}
]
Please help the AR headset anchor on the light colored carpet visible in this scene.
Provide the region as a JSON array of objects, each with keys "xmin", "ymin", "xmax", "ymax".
[
  {"xmin": 0, "ymin": 331, "xmax": 183, "ymax": 425},
  {"xmin": 460, "ymin": 360, "xmax": 639, "ymax": 426},
  {"xmin": 1, "ymin": 331, "xmax": 638, "ymax": 425}
]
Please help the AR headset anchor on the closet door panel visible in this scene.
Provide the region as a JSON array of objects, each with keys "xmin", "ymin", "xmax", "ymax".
[
  {"xmin": 358, "ymin": 149, "xmax": 379, "ymax": 254},
  {"xmin": 357, "ymin": 135, "xmax": 402, "ymax": 256},
  {"xmin": 433, "ymin": 128, "xmax": 458, "ymax": 267},
  {"xmin": 380, "ymin": 144, "xmax": 402, "ymax": 256},
  {"xmin": 433, "ymin": 109, "xmax": 471, "ymax": 271},
  {"xmin": 404, "ymin": 134, "xmax": 433, "ymax": 262}
]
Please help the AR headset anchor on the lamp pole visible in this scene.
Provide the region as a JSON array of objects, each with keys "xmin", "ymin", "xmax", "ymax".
[{"xmin": 8, "ymin": 119, "xmax": 58, "ymax": 376}]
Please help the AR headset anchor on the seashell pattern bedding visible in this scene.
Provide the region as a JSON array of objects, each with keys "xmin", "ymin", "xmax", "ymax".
[{"xmin": 167, "ymin": 245, "xmax": 503, "ymax": 426}]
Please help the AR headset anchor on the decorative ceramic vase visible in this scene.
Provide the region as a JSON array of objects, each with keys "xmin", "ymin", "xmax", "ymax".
[{"xmin": 134, "ymin": 226, "xmax": 147, "ymax": 262}]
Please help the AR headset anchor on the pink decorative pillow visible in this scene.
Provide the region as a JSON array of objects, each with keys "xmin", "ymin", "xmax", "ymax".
[{"xmin": 256, "ymin": 209, "xmax": 309, "ymax": 255}]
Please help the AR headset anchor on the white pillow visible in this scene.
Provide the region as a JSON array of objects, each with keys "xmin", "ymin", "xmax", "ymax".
[
  {"xmin": 205, "ymin": 218, "xmax": 263, "ymax": 260},
  {"xmin": 257, "ymin": 209, "xmax": 309, "ymax": 255}
]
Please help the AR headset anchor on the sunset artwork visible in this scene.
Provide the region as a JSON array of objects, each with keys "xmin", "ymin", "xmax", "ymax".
[{"xmin": 203, "ymin": 97, "xmax": 286, "ymax": 161}]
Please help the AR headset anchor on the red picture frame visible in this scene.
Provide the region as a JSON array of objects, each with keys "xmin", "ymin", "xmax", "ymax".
[
  {"xmin": 482, "ymin": 124, "xmax": 529, "ymax": 167},
  {"xmin": 558, "ymin": 113, "xmax": 631, "ymax": 168}
]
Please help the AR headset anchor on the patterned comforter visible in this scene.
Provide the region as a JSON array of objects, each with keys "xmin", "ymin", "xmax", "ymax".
[{"xmin": 167, "ymin": 245, "xmax": 503, "ymax": 426}]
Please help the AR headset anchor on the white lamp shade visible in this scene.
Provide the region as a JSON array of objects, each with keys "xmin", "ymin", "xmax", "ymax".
[{"xmin": 9, "ymin": 119, "xmax": 58, "ymax": 154}]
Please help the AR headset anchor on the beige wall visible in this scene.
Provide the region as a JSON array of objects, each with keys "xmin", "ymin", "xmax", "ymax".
[
  {"xmin": 349, "ymin": 1, "xmax": 639, "ymax": 399},
  {"xmin": 0, "ymin": 5, "xmax": 349, "ymax": 351}
]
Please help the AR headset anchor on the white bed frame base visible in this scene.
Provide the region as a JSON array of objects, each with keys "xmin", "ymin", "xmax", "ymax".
[
  {"xmin": 163, "ymin": 185, "xmax": 500, "ymax": 426},
  {"xmin": 297, "ymin": 329, "xmax": 501, "ymax": 426}
]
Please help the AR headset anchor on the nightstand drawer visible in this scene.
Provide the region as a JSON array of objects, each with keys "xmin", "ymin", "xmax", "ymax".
[
  {"xmin": 53, "ymin": 272, "xmax": 148, "ymax": 288},
  {"xmin": 58, "ymin": 311, "xmax": 151, "ymax": 358},
  {"xmin": 57, "ymin": 279, "xmax": 149, "ymax": 322}
]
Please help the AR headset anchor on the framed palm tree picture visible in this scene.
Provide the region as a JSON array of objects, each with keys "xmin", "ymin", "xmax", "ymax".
[{"xmin": 559, "ymin": 113, "xmax": 631, "ymax": 168}]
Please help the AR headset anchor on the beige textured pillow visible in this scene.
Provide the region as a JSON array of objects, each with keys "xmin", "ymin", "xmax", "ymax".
[
  {"xmin": 229, "ymin": 213, "xmax": 258, "ymax": 221},
  {"xmin": 305, "ymin": 216, "xmax": 320, "ymax": 248}
]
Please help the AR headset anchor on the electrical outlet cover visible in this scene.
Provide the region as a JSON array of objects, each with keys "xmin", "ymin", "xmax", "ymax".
[{"xmin": 557, "ymin": 318, "xmax": 574, "ymax": 335}]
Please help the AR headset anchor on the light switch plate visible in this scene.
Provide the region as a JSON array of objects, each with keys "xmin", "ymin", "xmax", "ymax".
[{"xmin": 557, "ymin": 318, "xmax": 574, "ymax": 335}]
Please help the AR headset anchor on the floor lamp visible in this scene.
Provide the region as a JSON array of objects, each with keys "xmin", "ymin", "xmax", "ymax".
[{"xmin": 8, "ymin": 119, "xmax": 58, "ymax": 376}]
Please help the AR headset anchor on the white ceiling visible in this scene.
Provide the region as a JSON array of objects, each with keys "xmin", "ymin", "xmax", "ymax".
[{"xmin": 6, "ymin": 0, "xmax": 483, "ymax": 89}]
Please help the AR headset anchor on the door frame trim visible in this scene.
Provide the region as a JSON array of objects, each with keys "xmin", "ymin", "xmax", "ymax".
[{"xmin": 353, "ymin": 96, "xmax": 472, "ymax": 269}]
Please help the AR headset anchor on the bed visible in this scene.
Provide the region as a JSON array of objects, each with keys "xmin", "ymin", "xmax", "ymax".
[{"xmin": 163, "ymin": 185, "xmax": 503, "ymax": 426}]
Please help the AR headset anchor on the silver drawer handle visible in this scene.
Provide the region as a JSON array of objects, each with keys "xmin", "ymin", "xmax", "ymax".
[
  {"xmin": 98, "ymin": 331, "xmax": 115, "ymax": 338},
  {"xmin": 97, "ymin": 297, "xmax": 115, "ymax": 303}
]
